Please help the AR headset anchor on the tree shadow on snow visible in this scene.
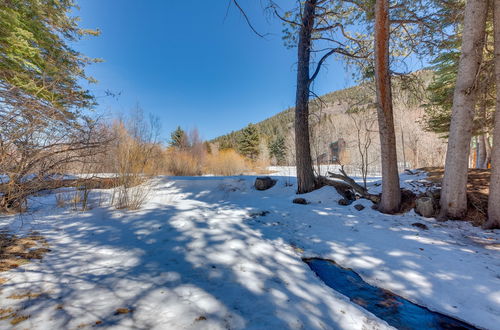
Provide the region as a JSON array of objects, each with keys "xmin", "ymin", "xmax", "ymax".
[{"xmin": 0, "ymin": 176, "xmax": 497, "ymax": 329}]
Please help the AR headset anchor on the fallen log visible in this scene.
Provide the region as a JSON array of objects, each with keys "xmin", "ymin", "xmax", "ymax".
[{"xmin": 323, "ymin": 169, "xmax": 380, "ymax": 204}]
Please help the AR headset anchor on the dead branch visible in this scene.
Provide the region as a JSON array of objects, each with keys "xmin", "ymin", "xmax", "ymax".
[{"xmin": 326, "ymin": 166, "xmax": 380, "ymax": 203}]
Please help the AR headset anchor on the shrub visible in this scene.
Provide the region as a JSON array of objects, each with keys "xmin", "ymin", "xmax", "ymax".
[
  {"xmin": 205, "ymin": 149, "xmax": 248, "ymax": 176},
  {"xmin": 165, "ymin": 149, "xmax": 204, "ymax": 176}
]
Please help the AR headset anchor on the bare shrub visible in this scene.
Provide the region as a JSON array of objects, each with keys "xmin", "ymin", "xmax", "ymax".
[
  {"xmin": 205, "ymin": 149, "xmax": 248, "ymax": 176},
  {"xmin": 55, "ymin": 193, "xmax": 66, "ymax": 208},
  {"xmin": 165, "ymin": 128, "xmax": 207, "ymax": 176},
  {"xmin": 0, "ymin": 115, "xmax": 110, "ymax": 213},
  {"xmin": 165, "ymin": 149, "xmax": 204, "ymax": 176},
  {"xmin": 109, "ymin": 107, "xmax": 162, "ymax": 210}
]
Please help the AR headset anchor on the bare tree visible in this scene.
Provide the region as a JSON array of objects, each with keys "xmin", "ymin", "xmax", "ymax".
[
  {"xmin": 0, "ymin": 96, "xmax": 110, "ymax": 212},
  {"xmin": 271, "ymin": 0, "xmax": 368, "ymax": 193},
  {"xmin": 348, "ymin": 110, "xmax": 376, "ymax": 189},
  {"xmin": 292, "ymin": 0, "xmax": 319, "ymax": 193},
  {"xmin": 110, "ymin": 107, "xmax": 162, "ymax": 210}
]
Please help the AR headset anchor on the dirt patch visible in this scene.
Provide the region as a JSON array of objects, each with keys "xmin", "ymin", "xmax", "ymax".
[
  {"xmin": 114, "ymin": 307, "xmax": 133, "ymax": 315},
  {"xmin": 0, "ymin": 232, "xmax": 50, "ymax": 272},
  {"xmin": 418, "ymin": 167, "xmax": 490, "ymax": 226},
  {"xmin": 0, "ymin": 307, "xmax": 30, "ymax": 325}
]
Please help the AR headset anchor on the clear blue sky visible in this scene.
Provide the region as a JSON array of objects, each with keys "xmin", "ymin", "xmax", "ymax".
[{"xmin": 75, "ymin": 0, "xmax": 356, "ymax": 141}]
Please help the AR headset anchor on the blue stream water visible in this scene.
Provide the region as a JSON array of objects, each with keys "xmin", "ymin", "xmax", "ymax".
[{"xmin": 304, "ymin": 258, "xmax": 478, "ymax": 330}]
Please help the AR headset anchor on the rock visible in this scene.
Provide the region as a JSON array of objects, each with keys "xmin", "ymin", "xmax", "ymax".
[
  {"xmin": 293, "ymin": 198, "xmax": 308, "ymax": 205},
  {"xmin": 343, "ymin": 189, "xmax": 356, "ymax": 201},
  {"xmin": 412, "ymin": 222, "xmax": 429, "ymax": 230},
  {"xmin": 254, "ymin": 177, "xmax": 276, "ymax": 191},
  {"xmin": 415, "ymin": 197, "xmax": 435, "ymax": 218},
  {"xmin": 426, "ymin": 189, "xmax": 441, "ymax": 200},
  {"xmin": 400, "ymin": 189, "xmax": 417, "ymax": 213},
  {"xmin": 338, "ymin": 198, "xmax": 350, "ymax": 206},
  {"xmin": 249, "ymin": 210, "xmax": 270, "ymax": 218},
  {"xmin": 354, "ymin": 204, "xmax": 365, "ymax": 211}
]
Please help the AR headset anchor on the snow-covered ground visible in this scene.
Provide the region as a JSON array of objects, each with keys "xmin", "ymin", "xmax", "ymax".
[{"xmin": 0, "ymin": 174, "xmax": 498, "ymax": 329}]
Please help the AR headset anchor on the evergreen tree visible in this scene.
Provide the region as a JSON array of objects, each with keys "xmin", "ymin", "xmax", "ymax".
[
  {"xmin": 424, "ymin": 15, "xmax": 495, "ymax": 139},
  {"xmin": 424, "ymin": 46, "xmax": 460, "ymax": 135},
  {"xmin": 237, "ymin": 124, "xmax": 260, "ymax": 160},
  {"xmin": 268, "ymin": 136, "xmax": 287, "ymax": 165},
  {"xmin": 0, "ymin": 0, "xmax": 100, "ymax": 117},
  {"xmin": 0, "ymin": 0, "xmax": 101, "ymax": 211},
  {"xmin": 169, "ymin": 126, "xmax": 187, "ymax": 148}
]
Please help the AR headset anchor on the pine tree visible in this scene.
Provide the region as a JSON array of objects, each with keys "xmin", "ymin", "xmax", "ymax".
[
  {"xmin": 424, "ymin": 46, "xmax": 461, "ymax": 135},
  {"xmin": 269, "ymin": 136, "xmax": 287, "ymax": 165},
  {"xmin": 237, "ymin": 124, "xmax": 260, "ymax": 160},
  {"xmin": 0, "ymin": 0, "xmax": 100, "ymax": 117},
  {"xmin": 373, "ymin": 0, "xmax": 401, "ymax": 213},
  {"xmin": 169, "ymin": 126, "xmax": 187, "ymax": 148},
  {"xmin": 0, "ymin": 0, "xmax": 101, "ymax": 211}
]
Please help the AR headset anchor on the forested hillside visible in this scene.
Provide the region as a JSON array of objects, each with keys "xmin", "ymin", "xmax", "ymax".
[{"xmin": 212, "ymin": 70, "xmax": 447, "ymax": 175}]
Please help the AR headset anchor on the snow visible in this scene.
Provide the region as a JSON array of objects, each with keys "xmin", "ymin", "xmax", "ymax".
[{"xmin": 0, "ymin": 174, "xmax": 498, "ymax": 329}]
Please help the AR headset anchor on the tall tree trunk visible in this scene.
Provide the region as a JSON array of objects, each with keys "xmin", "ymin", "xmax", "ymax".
[
  {"xmin": 477, "ymin": 91, "xmax": 489, "ymax": 168},
  {"xmin": 486, "ymin": 0, "xmax": 500, "ymax": 229},
  {"xmin": 486, "ymin": 133, "xmax": 492, "ymax": 167},
  {"xmin": 374, "ymin": 0, "xmax": 401, "ymax": 213},
  {"xmin": 439, "ymin": 0, "xmax": 488, "ymax": 219},
  {"xmin": 478, "ymin": 134, "xmax": 488, "ymax": 168},
  {"xmin": 295, "ymin": 0, "xmax": 317, "ymax": 194}
]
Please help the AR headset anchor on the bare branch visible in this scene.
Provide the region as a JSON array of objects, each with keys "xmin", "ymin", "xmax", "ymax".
[{"xmin": 231, "ymin": 0, "xmax": 268, "ymax": 38}]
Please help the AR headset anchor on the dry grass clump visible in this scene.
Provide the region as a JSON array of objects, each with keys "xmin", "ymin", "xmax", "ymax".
[
  {"xmin": 0, "ymin": 232, "xmax": 49, "ymax": 272},
  {"xmin": 0, "ymin": 232, "xmax": 49, "ymax": 326},
  {"xmin": 165, "ymin": 149, "xmax": 204, "ymax": 176},
  {"xmin": 205, "ymin": 149, "xmax": 248, "ymax": 176},
  {"xmin": 165, "ymin": 147, "xmax": 269, "ymax": 177}
]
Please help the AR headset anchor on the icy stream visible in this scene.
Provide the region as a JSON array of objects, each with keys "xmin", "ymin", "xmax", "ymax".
[{"xmin": 304, "ymin": 258, "xmax": 478, "ymax": 330}]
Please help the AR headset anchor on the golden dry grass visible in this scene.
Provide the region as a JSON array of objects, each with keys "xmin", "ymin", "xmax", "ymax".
[
  {"xmin": 419, "ymin": 167, "xmax": 490, "ymax": 226},
  {"xmin": 0, "ymin": 232, "xmax": 49, "ymax": 272}
]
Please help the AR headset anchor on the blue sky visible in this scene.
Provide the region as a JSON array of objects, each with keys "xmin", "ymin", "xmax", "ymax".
[{"xmin": 75, "ymin": 0, "xmax": 357, "ymax": 141}]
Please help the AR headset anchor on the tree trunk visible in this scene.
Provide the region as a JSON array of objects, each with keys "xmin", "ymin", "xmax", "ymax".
[
  {"xmin": 295, "ymin": 0, "xmax": 317, "ymax": 194},
  {"xmin": 486, "ymin": 0, "xmax": 500, "ymax": 229},
  {"xmin": 374, "ymin": 0, "xmax": 401, "ymax": 213},
  {"xmin": 478, "ymin": 134, "xmax": 488, "ymax": 168},
  {"xmin": 477, "ymin": 93, "xmax": 489, "ymax": 168},
  {"xmin": 439, "ymin": 0, "xmax": 488, "ymax": 219}
]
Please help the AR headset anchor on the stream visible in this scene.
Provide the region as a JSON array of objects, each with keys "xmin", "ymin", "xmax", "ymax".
[{"xmin": 304, "ymin": 258, "xmax": 478, "ymax": 330}]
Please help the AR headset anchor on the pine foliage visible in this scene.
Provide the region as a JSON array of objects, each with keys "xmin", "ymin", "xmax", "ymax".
[
  {"xmin": 169, "ymin": 126, "xmax": 187, "ymax": 148},
  {"xmin": 237, "ymin": 124, "xmax": 260, "ymax": 160},
  {"xmin": 0, "ymin": 0, "xmax": 100, "ymax": 118},
  {"xmin": 268, "ymin": 136, "xmax": 287, "ymax": 165}
]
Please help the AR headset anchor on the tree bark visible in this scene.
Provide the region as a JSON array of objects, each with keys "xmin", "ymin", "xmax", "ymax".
[
  {"xmin": 486, "ymin": 0, "xmax": 500, "ymax": 229},
  {"xmin": 439, "ymin": 0, "xmax": 488, "ymax": 219},
  {"xmin": 477, "ymin": 93, "xmax": 489, "ymax": 168},
  {"xmin": 295, "ymin": 0, "xmax": 317, "ymax": 194},
  {"xmin": 374, "ymin": 0, "xmax": 401, "ymax": 213},
  {"xmin": 478, "ymin": 134, "xmax": 488, "ymax": 168}
]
